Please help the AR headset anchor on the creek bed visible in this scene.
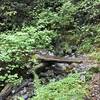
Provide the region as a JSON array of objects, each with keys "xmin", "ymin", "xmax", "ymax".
[{"xmin": 0, "ymin": 53, "xmax": 99, "ymax": 100}]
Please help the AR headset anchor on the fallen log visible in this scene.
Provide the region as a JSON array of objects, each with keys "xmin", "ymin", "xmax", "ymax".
[
  {"xmin": 0, "ymin": 84, "xmax": 12, "ymax": 100},
  {"xmin": 12, "ymin": 79, "xmax": 32, "ymax": 95},
  {"xmin": 36, "ymin": 54, "xmax": 83, "ymax": 63}
]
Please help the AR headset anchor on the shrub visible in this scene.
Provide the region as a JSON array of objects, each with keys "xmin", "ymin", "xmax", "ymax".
[{"xmin": 0, "ymin": 26, "xmax": 57, "ymax": 85}]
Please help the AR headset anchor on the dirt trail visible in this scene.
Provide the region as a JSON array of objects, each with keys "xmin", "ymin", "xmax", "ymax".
[{"xmin": 88, "ymin": 73, "xmax": 100, "ymax": 100}]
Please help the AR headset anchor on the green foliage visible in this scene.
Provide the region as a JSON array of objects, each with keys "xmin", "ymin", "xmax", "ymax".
[
  {"xmin": 0, "ymin": 0, "xmax": 41, "ymax": 31},
  {"xmin": 0, "ymin": 1, "xmax": 17, "ymax": 31},
  {"xmin": 32, "ymin": 73, "xmax": 89, "ymax": 100},
  {"xmin": 0, "ymin": 26, "xmax": 57, "ymax": 85},
  {"xmin": 0, "ymin": 76, "xmax": 6, "ymax": 82},
  {"xmin": 36, "ymin": 0, "xmax": 100, "ymax": 53},
  {"xmin": 89, "ymin": 66, "xmax": 100, "ymax": 73},
  {"xmin": 85, "ymin": 65, "xmax": 100, "ymax": 82},
  {"xmin": 36, "ymin": 0, "xmax": 79, "ymax": 32},
  {"xmin": 5, "ymin": 74, "xmax": 23, "ymax": 85},
  {"xmin": 79, "ymin": 39, "xmax": 94, "ymax": 53},
  {"xmin": 0, "ymin": 74, "xmax": 22, "ymax": 86},
  {"xmin": 89, "ymin": 52, "xmax": 100, "ymax": 61},
  {"xmin": 0, "ymin": 26, "xmax": 57, "ymax": 62}
]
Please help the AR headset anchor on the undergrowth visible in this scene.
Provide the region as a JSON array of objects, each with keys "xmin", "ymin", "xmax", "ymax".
[
  {"xmin": 31, "ymin": 73, "xmax": 89, "ymax": 100},
  {"xmin": 0, "ymin": 26, "xmax": 57, "ymax": 85}
]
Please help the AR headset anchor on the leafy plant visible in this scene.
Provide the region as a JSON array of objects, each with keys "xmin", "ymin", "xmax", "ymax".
[
  {"xmin": 5, "ymin": 74, "xmax": 23, "ymax": 85},
  {"xmin": 89, "ymin": 52, "xmax": 100, "ymax": 61},
  {"xmin": 32, "ymin": 73, "xmax": 89, "ymax": 100},
  {"xmin": 0, "ymin": 26, "xmax": 57, "ymax": 85}
]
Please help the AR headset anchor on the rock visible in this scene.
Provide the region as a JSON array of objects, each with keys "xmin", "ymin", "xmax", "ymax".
[
  {"xmin": 71, "ymin": 54, "xmax": 76, "ymax": 58},
  {"xmin": 23, "ymin": 94, "xmax": 28, "ymax": 100},
  {"xmin": 12, "ymin": 90, "xmax": 16, "ymax": 94},
  {"xmin": 23, "ymin": 87, "xmax": 27, "ymax": 94},
  {"xmin": 64, "ymin": 55, "xmax": 69, "ymax": 58},
  {"xmin": 0, "ymin": 96, "xmax": 3, "ymax": 100},
  {"xmin": 47, "ymin": 70, "xmax": 54, "ymax": 77},
  {"xmin": 80, "ymin": 75, "xmax": 85, "ymax": 82},
  {"xmin": 20, "ymin": 90, "xmax": 25, "ymax": 95},
  {"xmin": 55, "ymin": 63, "xmax": 69, "ymax": 71},
  {"xmin": 48, "ymin": 51, "xmax": 54, "ymax": 56},
  {"xmin": 0, "ymin": 68, "xmax": 3, "ymax": 71},
  {"xmin": 39, "ymin": 50, "xmax": 48, "ymax": 55},
  {"xmin": 71, "ymin": 63, "xmax": 78, "ymax": 67},
  {"xmin": 66, "ymin": 50, "xmax": 72, "ymax": 56},
  {"xmin": 39, "ymin": 72, "xmax": 48, "ymax": 77}
]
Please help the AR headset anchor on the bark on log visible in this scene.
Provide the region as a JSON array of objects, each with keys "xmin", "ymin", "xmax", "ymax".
[
  {"xmin": 36, "ymin": 54, "xmax": 83, "ymax": 63},
  {"xmin": 0, "ymin": 84, "xmax": 12, "ymax": 100}
]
